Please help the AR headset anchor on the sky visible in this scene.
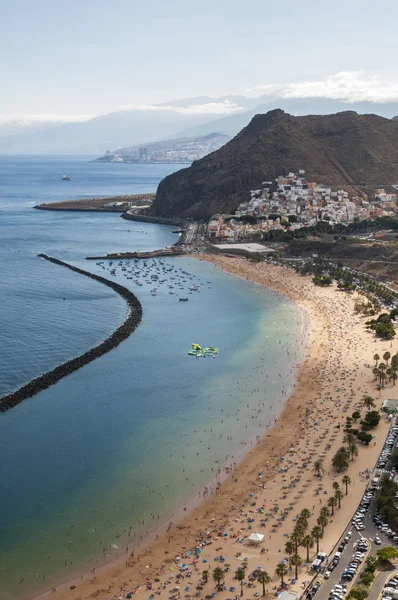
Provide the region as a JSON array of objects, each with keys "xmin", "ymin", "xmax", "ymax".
[{"xmin": 2, "ymin": 0, "xmax": 398, "ymax": 121}]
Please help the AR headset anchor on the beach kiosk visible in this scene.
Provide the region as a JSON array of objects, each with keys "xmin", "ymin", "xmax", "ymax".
[{"xmin": 248, "ymin": 532, "xmax": 264, "ymax": 546}]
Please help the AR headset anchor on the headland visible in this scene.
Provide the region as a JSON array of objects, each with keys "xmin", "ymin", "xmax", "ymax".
[{"xmin": 37, "ymin": 253, "xmax": 393, "ymax": 600}]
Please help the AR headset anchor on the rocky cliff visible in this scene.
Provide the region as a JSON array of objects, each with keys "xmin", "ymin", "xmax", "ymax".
[{"xmin": 153, "ymin": 110, "xmax": 398, "ymax": 219}]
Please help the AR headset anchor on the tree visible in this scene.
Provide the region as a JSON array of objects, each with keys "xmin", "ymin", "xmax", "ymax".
[
  {"xmin": 384, "ymin": 351, "xmax": 391, "ymax": 366},
  {"xmin": 302, "ymin": 534, "xmax": 314, "ymax": 562},
  {"xmin": 311, "ymin": 526, "xmax": 323, "ymax": 553},
  {"xmin": 291, "ymin": 528, "xmax": 303, "ymax": 553},
  {"xmin": 376, "ymin": 546, "xmax": 398, "ymax": 563},
  {"xmin": 344, "ymin": 431, "xmax": 357, "ymax": 445},
  {"xmin": 374, "ymin": 353, "xmax": 380, "ymax": 366},
  {"xmin": 257, "ymin": 571, "xmax": 271, "ymax": 596},
  {"xmin": 285, "ymin": 540, "xmax": 295, "ymax": 558},
  {"xmin": 332, "ymin": 481, "xmax": 340, "ymax": 493},
  {"xmin": 335, "ymin": 489, "xmax": 344, "ymax": 509},
  {"xmin": 342, "ymin": 475, "xmax": 351, "ymax": 495},
  {"xmin": 212, "ymin": 567, "xmax": 224, "ymax": 589},
  {"xmin": 320, "ymin": 506, "xmax": 329, "ymax": 519},
  {"xmin": 275, "ymin": 562, "xmax": 288, "ymax": 587},
  {"xmin": 317, "ymin": 514, "xmax": 328, "ymax": 534},
  {"xmin": 299, "ymin": 508, "xmax": 311, "ymax": 521},
  {"xmin": 348, "ymin": 440, "xmax": 359, "ymax": 461},
  {"xmin": 357, "ymin": 430, "xmax": 372, "ymax": 445},
  {"xmin": 362, "ymin": 395, "xmax": 375, "ymax": 409},
  {"xmin": 290, "ymin": 554, "xmax": 302, "ymax": 579},
  {"xmin": 235, "ymin": 567, "xmax": 245, "ymax": 596},
  {"xmin": 202, "ymin": 570, "xmax": 209, "ymax": 583},
  {"xmin": 313, "ymin": 460, "xmax": 325, "ymax": 478},
  {"xmin": 328, "ymin": 496, "xmax": 337, "ymax": 516},
  {"xmin": 352, "ymin": 411, "xmax": 361, "ymax": 421},
  {"xmin": 391, "ymin": 450, "xmax": 398, "ymax": 468},
  {"xmin": 363, "ymin": 410, "xmax": 381, "ymax": 429},
  {"xmin": 332, "ymin": 447, "xmax": 350, "ymax": 472}
]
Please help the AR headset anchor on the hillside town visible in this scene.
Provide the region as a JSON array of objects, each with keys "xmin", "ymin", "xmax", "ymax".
[{"xmin": 207, "ymin": 171, "xmax": 398, "ymax": 240}]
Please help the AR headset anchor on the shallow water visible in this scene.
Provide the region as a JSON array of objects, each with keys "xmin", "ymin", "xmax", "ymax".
[{"xmin": 0, "ymin": 156, "xmax": 303, "ymax": 599}]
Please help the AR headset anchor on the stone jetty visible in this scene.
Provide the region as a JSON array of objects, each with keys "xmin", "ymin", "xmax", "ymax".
[{"xmin": 0, "ymin": 255, "xmax": 143, "ymax": 413}]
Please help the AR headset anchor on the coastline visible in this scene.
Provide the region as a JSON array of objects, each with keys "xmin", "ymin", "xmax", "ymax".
[
  {"xmin": 0, "ymin": 255, "xmax": 142, "ymax": 412},
  {"xmin": 29, "ymin": 252, "xmax": 395, "ymax": 600}
]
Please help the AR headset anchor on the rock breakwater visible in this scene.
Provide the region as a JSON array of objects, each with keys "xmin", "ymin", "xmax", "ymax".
[{"xmin": 0, "ymin": 255, "xmax": 143, "ymax": 413}]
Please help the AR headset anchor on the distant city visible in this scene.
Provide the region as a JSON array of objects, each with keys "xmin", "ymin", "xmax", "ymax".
[{"xmin": 94, "ymin": 132, "xmax": 230, "ymax": 164}]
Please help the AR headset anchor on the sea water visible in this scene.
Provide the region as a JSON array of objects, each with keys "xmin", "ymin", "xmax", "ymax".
[{"xmin": 0, "ymin": 156, "xmax": 303, "ymax": 599}]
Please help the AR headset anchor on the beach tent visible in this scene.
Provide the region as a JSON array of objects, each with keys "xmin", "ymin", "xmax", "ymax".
[{"xmin": 248, "ymin": 533, "xmax": 264, "ymax": 545}]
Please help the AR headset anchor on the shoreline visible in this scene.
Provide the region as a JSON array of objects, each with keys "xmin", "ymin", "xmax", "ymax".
[
  {"xmin": 22, "ymin": 253, "xmax": 394, "ymax": 600},
  {"xmin": 0, "ymin": 255, "xmax": 142, "ymax": 412}
]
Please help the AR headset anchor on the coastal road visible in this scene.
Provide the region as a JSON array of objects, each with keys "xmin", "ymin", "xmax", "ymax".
[{"xmin": 307, "ymin": 424, "xmax": 397, "ymax": 599}]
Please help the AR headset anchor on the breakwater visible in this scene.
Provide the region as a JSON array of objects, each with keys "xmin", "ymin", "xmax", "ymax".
[
  {"xmin": 0, "ymin": 255, "xmax": 142, "ymax": 413},
  {"xmin": 122, "ymin": 211, "xmax": 182, "ymax": 226}
]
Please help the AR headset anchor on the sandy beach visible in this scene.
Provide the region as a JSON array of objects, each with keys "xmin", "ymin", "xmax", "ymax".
[{"xmin": 38, "ymin": 254, "xmax": 394, "ymax": 600}]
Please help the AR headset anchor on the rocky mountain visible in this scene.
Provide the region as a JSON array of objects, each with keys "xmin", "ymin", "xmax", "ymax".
[{"xmin": 153, "ymin": 110, "xmax": 398, "ymax": 219}]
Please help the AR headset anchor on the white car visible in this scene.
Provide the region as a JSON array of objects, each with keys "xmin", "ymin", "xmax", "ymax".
[
  {"xmin": 324, "ymin": 570, "xmax": 331, "ymax": 579},
  {"xmin": 374, "ymin": 536, "xmax": 382, "ymax": 544}
]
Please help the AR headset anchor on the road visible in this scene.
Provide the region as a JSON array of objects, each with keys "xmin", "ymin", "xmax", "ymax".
[
  {"xmin": 305, "ymin": 424, "xmax": 397, "ymax": 599},
  {"xmin": 369, "ymin": 566, "xmax": 397, "ymax": 600}
]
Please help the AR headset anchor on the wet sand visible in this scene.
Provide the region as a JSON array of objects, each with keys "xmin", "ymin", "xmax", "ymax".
[{"xmin": 33, "ymin": 255, "xmax": 393, "ymax": 600}]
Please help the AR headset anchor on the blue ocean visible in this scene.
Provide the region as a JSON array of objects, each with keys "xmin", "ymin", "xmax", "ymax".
[{"xmin": 0, "ymin": 155, "xmax": 303, "ymax": 599}]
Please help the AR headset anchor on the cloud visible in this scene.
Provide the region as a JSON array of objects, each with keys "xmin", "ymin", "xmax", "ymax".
[
  {"xmin": 119, "ymin": 100, "xmax": 245, "ymax": 115},
  {"xmin": 249, "ymin": 71, "xmax": 398, "ymax": 104},
  {"xmin": 0, "ymin": 114, "xmax": 93, "ymax": 124}
]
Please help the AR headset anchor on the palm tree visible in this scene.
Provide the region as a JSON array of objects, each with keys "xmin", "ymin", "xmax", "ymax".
[
  {"xmin": 202, "ymin": 570, "xmax": 209, "ymax": 583},
  {"xmin": 380, "ymin": 372, "xmax": 387, "ymax": 388},
  {"xmin": 257, "ymin": 571, "xmax": 271, "ymax": 596},
  {"xmin": 362, "ymin": 395, "xmax": 375, "ymax": 409},
  {"xmin": 343, "ymin": 431, "xmax": 356, "ymax": 445},
  {"xmin": 235, "ymin": 567, "xmax": 245, "ymax": 596},
  {"xmin": 320, "ymin": 506, "xmax": 329, "ymax": 519},
  {"xmin": 291, "ymin": 528, "xmax": 303, "ymax": 553},
  {"xmin": 311, "ymin": 526, "xmax": 323, "ymax": 553},
  {"xmin": 335, "ymin": 489, "xmax": 343, "ymax": 509},
  {"xmin": 285, "ymin": 540, "xmax": 294, "ymax": 558},
  {"xmin": 332, "ymin": 481, "xmax": 340, "ymax": 493},
  {"xmin": 212, "ymin": 567, "xmax": 224, "ymax": 590},
  {"xmin": 379, "ymin": 362, "xmax": 387, "ymax": 374},
  {"xmin": 300, "ymin": 508, "xmax": 311, "ymax": 521},
  {"xmin": 328, "ymin": 496, "xmax": 337, "ymax": 516},
  {"xmin": 317, "ymin": 514, "xmax": 328, "ymax": 534},
  {"xmin": 332, "ymin": 447, "xmax": 349, "ymax": 472},
  {"xmin": 348, "ymin": 440, "xmax": 359, "ymax": 461},
  {"xmin": 313, "ymin": 459, "xmax": 325, "ymax": 478},
  {"xmin": 302, "ymin": 534, "xmax": 314, "ymax": 562},
  {"xmin": 275, "ymin": 562, "xmax": 288, "ymax": 588},
  {"xmin": 384, "ymin": 351, "xmax": 391, "ymax": 366},
  {"xmin": 342, "ymin": 475, "xmax": 351, "ymax": 495},
  {"xmin": 373, "ymin": 367, "xmax": 380, "ymax": 382},
  {"xmin": 374, "ymin": 353, "xmax": 380, "ymax": 366},
  {"xmin": 290, "ymin": 554, "xmax": 302, "ymax": 579}
]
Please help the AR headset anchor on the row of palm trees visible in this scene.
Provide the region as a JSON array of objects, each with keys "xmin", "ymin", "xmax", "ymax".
[
  {"xmin": 373, "ymin": 352, "xmax": 398, "ymax": 389},
  {"xmin": 209, "ymin": 565, "xmax": 271, "ymax": 596}
]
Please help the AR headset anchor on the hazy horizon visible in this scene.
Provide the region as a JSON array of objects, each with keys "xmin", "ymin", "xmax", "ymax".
[{"xmin": 2, "ymin": 0, "xmax": 398, "ymax": 122}]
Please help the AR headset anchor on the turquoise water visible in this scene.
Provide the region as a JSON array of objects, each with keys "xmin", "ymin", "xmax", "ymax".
[{"xmin": 0, "ymin": 156, "xmax": 303, "ymax": 599}]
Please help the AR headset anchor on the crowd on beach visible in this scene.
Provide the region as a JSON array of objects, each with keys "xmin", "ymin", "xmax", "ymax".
[{"xmin": 41, "ymin": 256, "xmax": 394, "ymax": 600}]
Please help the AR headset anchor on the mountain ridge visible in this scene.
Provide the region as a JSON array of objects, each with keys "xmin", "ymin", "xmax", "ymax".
[{"xmin": 153, "ymin": 110, "xmax": 398, "ymax": 219}]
